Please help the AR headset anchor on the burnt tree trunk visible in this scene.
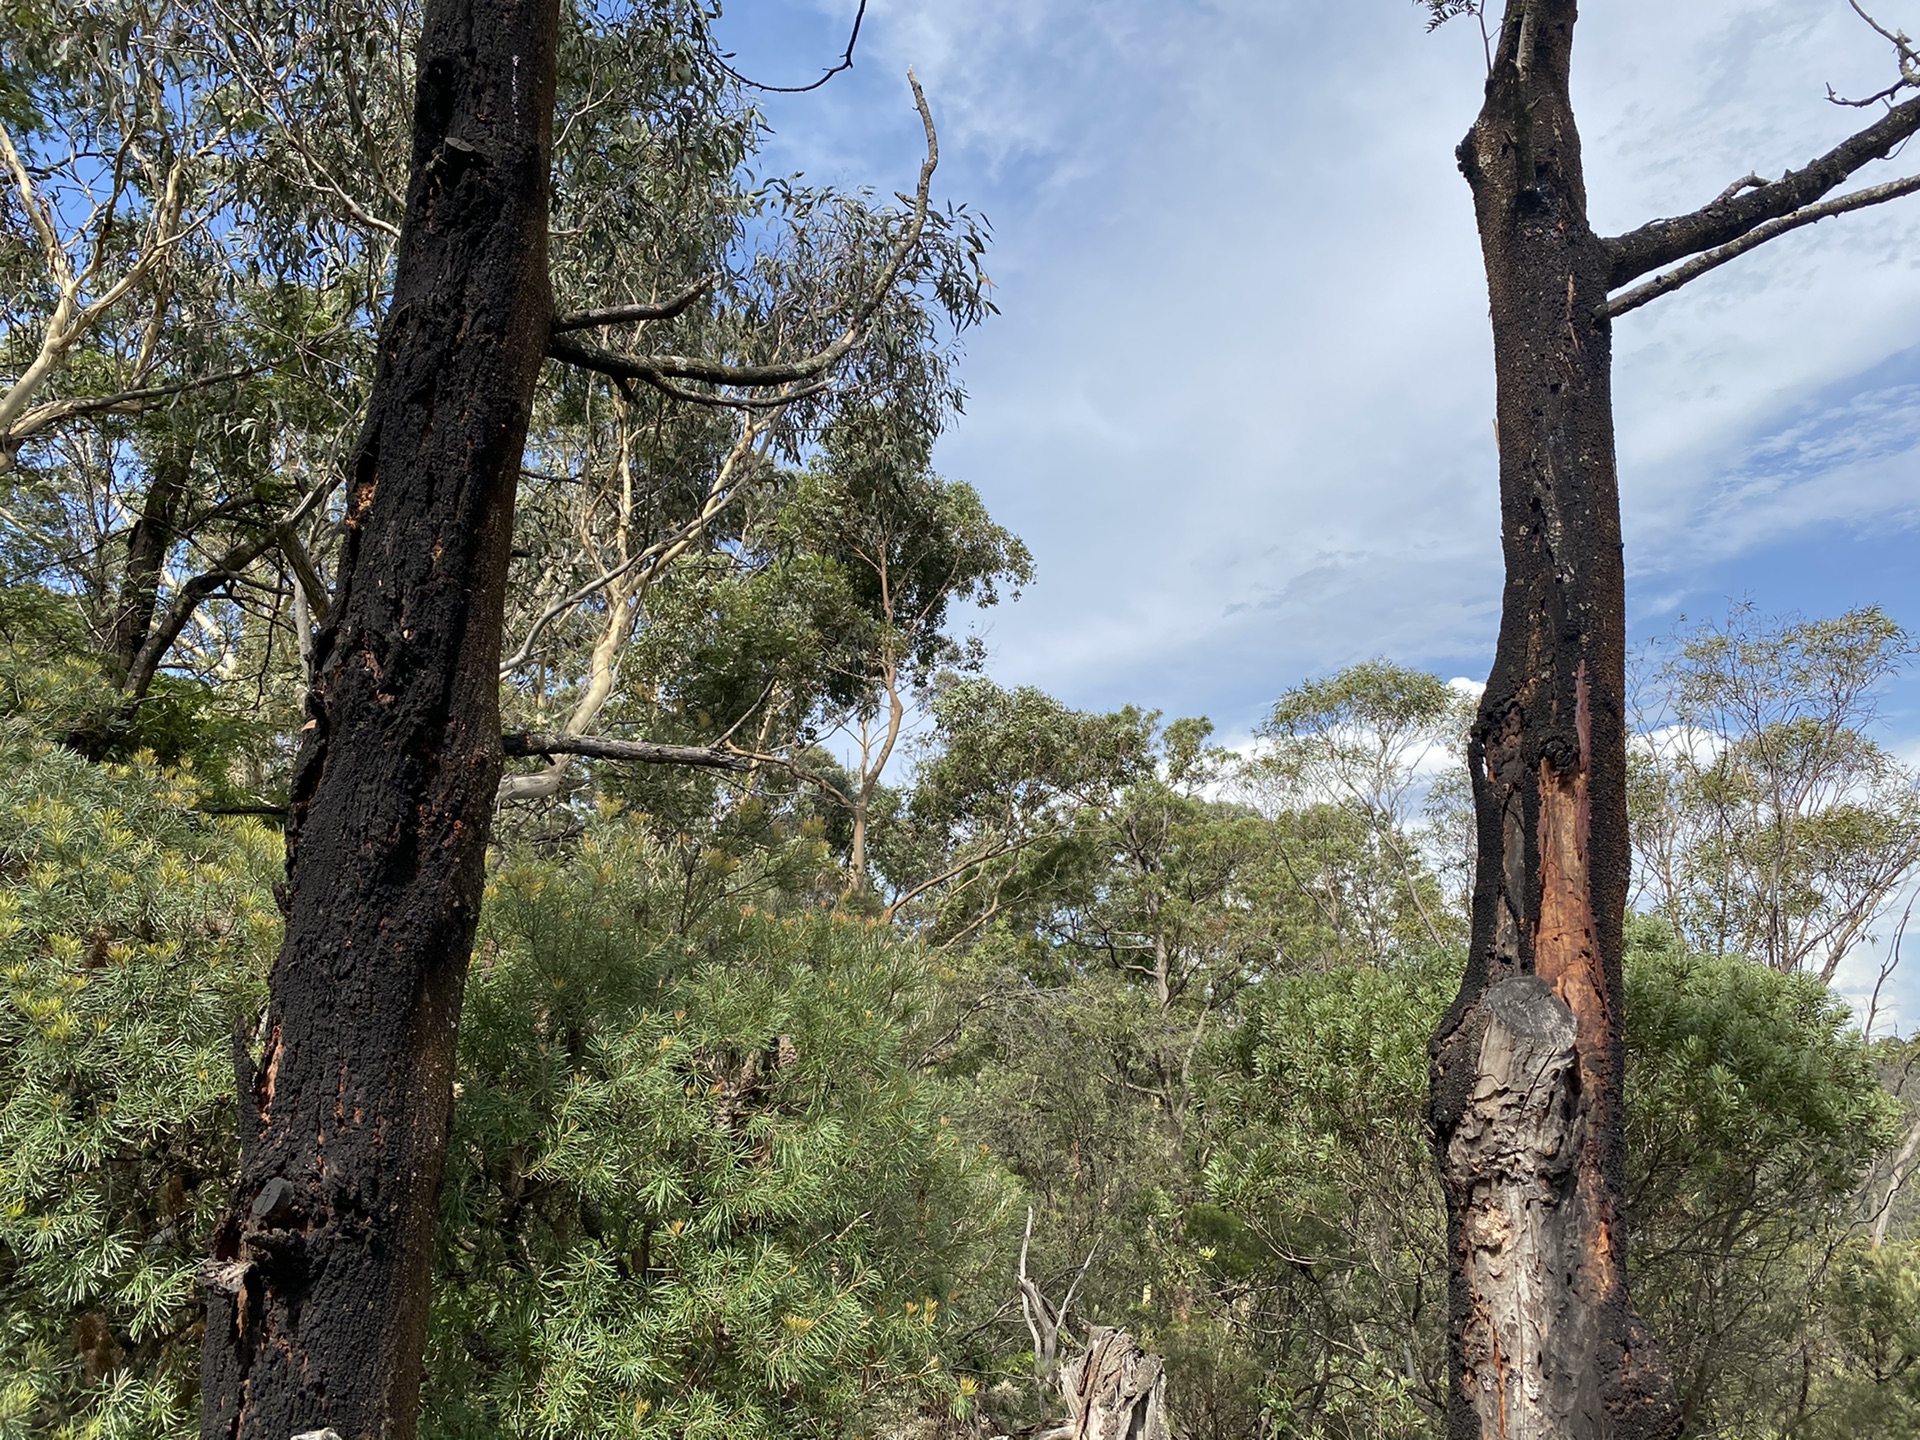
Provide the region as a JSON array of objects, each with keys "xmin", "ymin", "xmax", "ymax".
[
  {"xmin": 199, "ymin": 0, "xmax": 558, "ymax": 1436},
  {"xmin": 1426, "ymin": 4, "xmax": 1679, "ymax": 1438}
]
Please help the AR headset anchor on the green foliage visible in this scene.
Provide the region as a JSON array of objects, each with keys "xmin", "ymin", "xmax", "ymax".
[
  {"xmin": 1206, "ymin": 959, "xmax": 1456, "ymax": 1433},
  {"xmin": 1630, "ymin": 605, "xmax": 1920, "ymax": 982},
  {"xmin": 0, "ymin": 604, "xmax": 275, "ymax": 797},
  {"xmin": 1251, "ymin": 660, "xmax": 1471, "ymax": 959},
  {"xmin": 424, "ymin": 818, "xmax": 1012, "ymax": 1440},
  {"xmin": 1, "ymin": 628, "xmax": 1915, "ymax": 1440},
  {"xmin": 1803, "ymin": 1239, "xmax": 1920, "ymax": 1437},
  {"xmin": 0, "ymin": 731, "xmax": 278, "ymax": 1439},
  {"xmin": 1623, "ymin": 917, "xmax": 1903, "ymax": 1435},
  {"xmin": 1196, "ymin": 922, "xmax": 1907, "ymax": 1439}
]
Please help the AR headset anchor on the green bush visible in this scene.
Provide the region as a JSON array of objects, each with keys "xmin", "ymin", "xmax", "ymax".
[
  {"xmin": 0, "ymin": 734, "xmax": 279, "ymax": 1439},
  {"xmin": 1204, "ymin": 926, "xmax": 1907, "ymax": 1439},
  {"xmin": 426, "ymin": 822, "xmax": 1013, "ymax": 1440}
]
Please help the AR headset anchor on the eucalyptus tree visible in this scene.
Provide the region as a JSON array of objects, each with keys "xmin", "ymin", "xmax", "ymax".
[
  {"xmin": 187, "ymin": 1, "xmax": 993, "ymax": 1435},
  {"xmin": 0, "ymin": 1, "xmax": 239, "ymax": 474},
  {"xmin": 1253, "ymin": 661, "xmax": 1472, "ymax": 955},
  {"xmin": 769, "ymin": 410, "xmax": 1031, "ymax": 890},
  {"xmin": 1, "ymin": 0, "xmax": 381, "ymax": 709},
  {"xmin": 1629, "ymin": 605, "xmax": 1920, "ymax": 985},
  {"xmin": 1419, "ymin": 3, "xmax": 1920, "ymax": 1436}
]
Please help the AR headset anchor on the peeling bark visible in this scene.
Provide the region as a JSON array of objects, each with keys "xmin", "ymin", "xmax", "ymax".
[
  {"xmin": 1443, "ymin": 976, "xmax": 1589, "ymax": 1432},
  {"xmin": 1428, "ymin": 3, "xmax": 1678, "ymax": 1436},
  {"xmin": 1053, "ymin": 1327, "xmax": 1170, "ymax": 1440},
  {"xmin": 197, "ymin": 1, "xmax": 559, "ymax": 1436}
]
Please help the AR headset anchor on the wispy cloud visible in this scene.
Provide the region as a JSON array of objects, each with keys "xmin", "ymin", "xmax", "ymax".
[{"xmin": 729, "ymin": 0, "xmax": 1920, "ymax": 738}]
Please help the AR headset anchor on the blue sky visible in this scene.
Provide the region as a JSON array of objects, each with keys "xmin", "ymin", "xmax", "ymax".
[{"xmin": 717, "ymin": 0, "xmax": 1920, "ymax": 1021}]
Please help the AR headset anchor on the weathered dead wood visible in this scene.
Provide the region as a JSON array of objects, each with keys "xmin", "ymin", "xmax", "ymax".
[
  {"xmin": 1016, "ymin": 1207, "xmax": 1095, "ymax": 1400},
  {"xmin": 501, "ymin": 731, "xmax": 748, "ymax": 771},
  {"xmin": 1439, "ymin": 976, "xmax": 1592, "ymax": 1435},
  {"xmin": 1050, "ymin": 1327, "xmax": 1170, "ymax": 1440}
]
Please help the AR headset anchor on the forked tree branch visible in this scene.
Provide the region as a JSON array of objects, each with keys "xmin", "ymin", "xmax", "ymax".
[
  {"xmin": 546, "ymin": 70, "xmax": 938, "ymax": 401},
  {"xmin": 1607, "ymin": 170, "xmax": 1920, "ymax": 317},
  {"xmin": 123, "ymin": 480, "xmax": 337, "ymax": 698},
  {"xmin": 498, "ymin": 417, "xmax": 768, "ymax": 678},
  {"xmin": 0, "ymin": 367, "xmax": 257, "ymax": 466},
  {"xmin": 544, "ymin": 335, "xmax": 833, "ymax": 408},
  {"xmin": 724, "ymin": 744, "xmax": 856, "ymax": 809},
  {"xmin": 882, "ymin": 834, "xmax": 1038, "ymax": 924},
  {"xmin": 706, "ymin": 0, "xmax": 868, "ymax": 94},
  {"xmin": 1831, "ymin": 0, "xmax": 1920, "ymax": 105},
  {"xmin": 1604, "ymin": 87, "xmax": 1920, "ymax": 287}
]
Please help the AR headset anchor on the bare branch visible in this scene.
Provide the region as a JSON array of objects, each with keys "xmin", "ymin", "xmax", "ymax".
[
  {"xmin": 275, "ymin": 523, "xmax": 331, "ymax": 625},
  {"xmin": 499, "ymin": 418, "xmax": 769, "ymax": 677},
  {"xmin": 550, "ymin": 275, "xmax": 715, "ymax": 334},
  {"xmin": 545, "ymin": 71, "xmax": 938, "ymax": 394},
  {"xmin": 545, "ymin": 334, "xmax": 832, "ymax": 408},
  {"xmin": 498, "ymin": 416, "xmax": 767, "ymax": 803},
  {"xmin": 125, "ymin": 530, "xmax": 281, "ymax": 698},
  {"xmin": 0, "ymin": 367, "xmax": 257, "ymax": 464},
  {"xmin": 1607, "ymin": 171, "xmax": 1920, "ymax": 317},
  {"xmin": 883, "ymin": 835, "xmax": 1038, "ymax": 924},
  {"xmin": 706, "ymin": 0, "xmax": 868, "ymax": 94},
  {"xmin": 1604, "ymin": 89, "xmax": 1920, "ymax": 286},
  {"xmin": 123, "ymin": 479, "xmax": 338, "ymax": 698},
  {"xmin": 723, "ymin": 745, "xmax": 856, "ymax": 809},
  {"xmin": 501, "ymin": 732, "xmax": 748, "ymax": 771},
  {"xmin": 1831, "ymin": 0, "xmax": 1920, "ymax": 106}
]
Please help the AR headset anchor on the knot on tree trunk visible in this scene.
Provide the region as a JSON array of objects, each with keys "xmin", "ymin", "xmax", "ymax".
[{"xmin": 1052, "ymin": 1327, "xmax": 1169, "ymax": 1440}]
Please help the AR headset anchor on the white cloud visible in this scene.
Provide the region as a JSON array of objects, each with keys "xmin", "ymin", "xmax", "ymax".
[{"xmin": 735, "ymin": 0, "xmax": 1920, "ymax": 744}]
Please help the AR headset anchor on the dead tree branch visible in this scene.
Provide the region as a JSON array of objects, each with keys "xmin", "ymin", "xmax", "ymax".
[
  {"xmin": 1606, "ymin": 170, "xmax": 1920, "ymax": 317},
  {"xmin": 1604, "ymin": 88, "xmax": 1920, "ymax": 288},
  {"xmin": 1831, "ymin": 0, "xmax": 1920, "ymax": 105},
  {"xmin": 501, "ymin": 732, "xmax": 749, "ymax": 771},
  {"xmin": 548, "ymin": 275, "xmax": 715, "ymax": 334},
  {"xmin": 546, "ymin": 70, "xmax": 938, "ymax": 401},
  {"xmin": 704, "ymin": 0, "xmax": 868, "ymax": 95}
]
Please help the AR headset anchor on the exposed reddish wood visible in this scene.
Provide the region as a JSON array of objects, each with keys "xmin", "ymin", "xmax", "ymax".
[{"xmin": 1428, "ymin": 3, "xmax": 1677, "ymax": 1436}]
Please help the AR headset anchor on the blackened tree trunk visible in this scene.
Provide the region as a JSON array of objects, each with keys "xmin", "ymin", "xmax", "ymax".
[
  {"xmin": 1427, "ymin": 4, "xmax": 1678, "ymax": 1437},
  {"xmin": 199, "ymin": 0, "xmax": 558, "ymax": 1435}
]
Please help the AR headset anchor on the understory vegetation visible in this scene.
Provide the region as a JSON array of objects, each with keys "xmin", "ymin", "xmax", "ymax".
[
  {"xmin": 4, "ymin": 0, "xmax": 1920, "ymax": 1436},
  {"xmin": 1, "ymin": 612, "xmax": 1916, "ymax": 1440}
]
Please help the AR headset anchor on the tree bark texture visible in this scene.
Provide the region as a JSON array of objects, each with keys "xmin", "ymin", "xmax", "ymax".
[
  {"xmin": 1053, "ymin": 1328, "xmax": 1171, "ymax": 1440},
  {"xmin": 1427, "ymin": 4, "xmax": 1678, "ymax": 1438},
  {"xmin": 106, "ymin": 438, "xmax": 191, "ymax": 688},
  {"xmin": 199, "ymin": 1, "xmax": 558, "ymax": 1435}
]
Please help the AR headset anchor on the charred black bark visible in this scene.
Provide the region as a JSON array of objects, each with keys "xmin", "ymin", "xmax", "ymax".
[
  {"xmin": 1427, "ymin": 4, "xmax": 1679, "ymax": 1437},
  {"xmin": 198, "ymin": 1, "xmax": 559, "ymax": 1436}
]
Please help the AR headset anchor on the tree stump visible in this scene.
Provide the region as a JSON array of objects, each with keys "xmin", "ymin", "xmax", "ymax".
[{"xmin": 1054, "ymin": 1327, "xmax": 1170, "ymax": 1440}]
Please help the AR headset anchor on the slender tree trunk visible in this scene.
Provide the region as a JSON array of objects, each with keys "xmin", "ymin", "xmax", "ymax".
[
  {"xmin": 106, "ymin": 438, "xmax": 191, "ymax": 687},
  {"xmin": 199, "ymin": 1, "xmax": 558, "ymax": 1435},
  {"xmin": 1426, "ymin": 4, "xmax": 1678, "ymax": 1437}
]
